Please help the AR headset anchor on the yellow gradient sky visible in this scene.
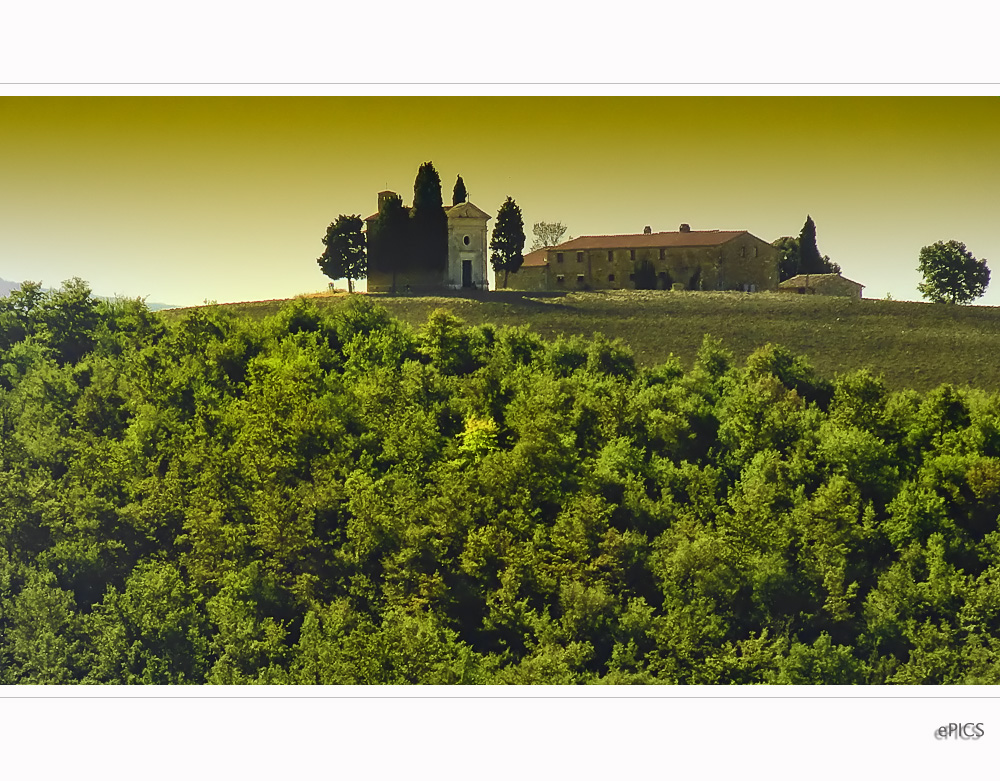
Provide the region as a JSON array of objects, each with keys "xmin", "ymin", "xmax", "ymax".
[{"xmin": 1, "ymin": 96, "xmax": 998, "ymax": 307}]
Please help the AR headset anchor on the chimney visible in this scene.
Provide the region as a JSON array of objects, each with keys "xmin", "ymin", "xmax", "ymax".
[
  {"xmin": 643, "ymin": 225, "xmax": 651, "ymax": 234},
  {"xmin": 679, "ymin": 223, "xmax": 691, "ymax": 232}
]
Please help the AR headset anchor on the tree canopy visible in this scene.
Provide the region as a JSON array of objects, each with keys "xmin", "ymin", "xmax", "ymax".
[
  {"xmin": 531, "ymin": 221, "xmax": 568, "ymax": 251},
  {"xmin": 317, "ymin": 215, "xmax": 367, "ymax": 293},
  {"xmin": 490, "ymin": 196, "xmax": 526, "ymax": 288},
  {"xmin": 5, "ymin": 281, "xmax": 1000, "ymax": 684},
  {"xmin": 917, "ymin": 239, "xmax": 990, "ymax": 305},
  {"xmin": 772, "ymin": 236, "xmax": 802, "ymax": 282}
]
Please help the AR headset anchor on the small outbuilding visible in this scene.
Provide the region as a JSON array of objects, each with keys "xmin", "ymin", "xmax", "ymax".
[{"xmin": 778, "ymin": 273, "xmax": 864, "ymax": 298}]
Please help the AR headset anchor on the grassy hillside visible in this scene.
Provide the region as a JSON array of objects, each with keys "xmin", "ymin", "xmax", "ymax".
[{"xmin": 161, "ymin": 290, "xmax": 1000, "ymax": 392}]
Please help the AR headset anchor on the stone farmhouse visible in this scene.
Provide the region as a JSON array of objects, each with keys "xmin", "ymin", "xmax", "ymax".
[
  {"xmin": 778, "ymin": 273, "xmax": 864, "ymax": 298},
  {"xmin": 502, "ymin": 225, "xmax": 780, "ymax": 293},
  {"xmin": 364, "ymin": 191, "xmax": 491, "ymax": 293}
]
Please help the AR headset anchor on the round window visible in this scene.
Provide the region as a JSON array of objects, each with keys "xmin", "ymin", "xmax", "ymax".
[{"xmin": 463, "ymin": 235, "xmax": 470, "ymax": 246}]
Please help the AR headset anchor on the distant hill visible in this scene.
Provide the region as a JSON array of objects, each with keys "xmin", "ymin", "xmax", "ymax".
[
  {"xmin": 0, "ymin": 277, "xmax": 176, "ymax": 310},
  {"xmin": 162, "ymin": 289, "xmax": 1000, "ymax": 393}
]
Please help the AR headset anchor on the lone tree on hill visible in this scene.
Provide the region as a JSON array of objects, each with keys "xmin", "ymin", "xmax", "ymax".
[
  {"xmin": 917, "ymin": 240, "xmax": 990, "ymax": 304},
  {"xmin": 452, "ymin": 175, "xmax": 468, "ymax": 206},
  {"xmin": 490, "ymin": 196, "xmax": 526, "ymax": 288},
  {"xmin": 531, "ymin": 221, "xmax": 568, "ymax": 250},
  {"xmin": 369, "ymin": 192, "xmax": 409, "ymax": 293},
  {"xmin": 411, "ymin": 162, "xmax": 448, "ymax": 272},
  {"xmin": 317, "ymin": 214, "xmax": 366, "ymax": 293}
]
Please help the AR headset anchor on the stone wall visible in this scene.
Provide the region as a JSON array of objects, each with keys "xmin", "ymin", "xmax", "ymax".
[
  {"xmin": 501, "ymin": 264, "xmax": 549, "ymax": 291},
  {"xmin": 367, "ymin": 268, "xmax": 446, "ymax": 294}
]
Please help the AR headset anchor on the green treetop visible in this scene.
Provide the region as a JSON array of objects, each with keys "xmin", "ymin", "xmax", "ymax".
[
  {"xmin": 530, "ymin": 221, "xmax": 568, "ymax": 251},
  {"xmin": 917, "ymin": 239, "xmax": 990, "ymax": 304},
  {"xmin": 490, "ymin": 196, "xmax": 526, "ymax": 289},
  {"xmin": 317, "ymin": 215, "xmax": 367, "ymax": 293}
]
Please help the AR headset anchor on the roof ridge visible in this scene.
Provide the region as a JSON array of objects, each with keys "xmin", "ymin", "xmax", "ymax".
[{"xmin": 568, "ymin": 229, "xmax": 741, "ymax": 238}]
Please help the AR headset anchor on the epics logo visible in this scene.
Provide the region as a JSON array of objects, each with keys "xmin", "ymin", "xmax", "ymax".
[{"xmin": 935, "ymin": 723, "xmax": 985, "ymax": 740}]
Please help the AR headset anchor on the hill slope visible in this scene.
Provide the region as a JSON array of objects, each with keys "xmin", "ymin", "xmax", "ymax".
[{"xmin": 162, "ymin": 290, "xmax": 1000, "ymax": 392}]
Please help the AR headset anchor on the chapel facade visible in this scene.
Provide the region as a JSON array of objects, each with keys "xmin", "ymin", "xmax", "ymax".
[{"xmin": 364, "ymin": 191, "xmax": 491, "ymax": 293}]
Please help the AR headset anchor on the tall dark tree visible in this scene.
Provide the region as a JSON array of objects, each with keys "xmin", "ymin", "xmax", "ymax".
[
  {"xmin": 411, "ymin": 162, "xmax": 448, "ymax": 272},
  {"xmin": 369, "ymin": 193, "xmax": 409, "ymax": 294},
  {"xmin": 798, "ymin": 216, "xmax": 823, "ymax": 273},
  {"xmin": 917, "ymin": 240, "xmax": 990, "ymax": 304},
  {"xmin": 490, "ymin": 196, "xmax": 526, "ymax": 289},
  {"xmin": 452, "ymin": 175, "xmax": 468, "ymax": 206},
  {"xmin": 317, "ymin": 215, "xmax": 367, "ymax": 293},
  {"xmin": 797, "ymin": 215, "xmax": 841, "ymax": 275}
]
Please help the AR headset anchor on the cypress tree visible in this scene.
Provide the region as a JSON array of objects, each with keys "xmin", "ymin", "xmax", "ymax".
[
  {"xmin": 411, "ymin": 162, "xmax": 448, "ymax": 272},
  {"xmin": 452, "ymin": 175, "xmax": 468, "ymax": 206},
  {"xmin": 490, "ymin": 196, "xmax": 526, "ymax": 288},
  {"xmin": 799, "ymin": 215, "xmax": 823, "ymax": 274},
  {"xmin": 796, "ymin": 215, "xmax": 841, "ymax": 276}
]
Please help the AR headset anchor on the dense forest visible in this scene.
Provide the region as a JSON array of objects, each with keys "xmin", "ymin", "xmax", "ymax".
[{"xmin": 3, "ymin": 279, "xmax": 1000, "ymax": 684}]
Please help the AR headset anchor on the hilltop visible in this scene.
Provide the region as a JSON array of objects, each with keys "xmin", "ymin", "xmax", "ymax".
[{"xmin": 161, "ymin": 290, "xmax": 1000, "ymax": 392}]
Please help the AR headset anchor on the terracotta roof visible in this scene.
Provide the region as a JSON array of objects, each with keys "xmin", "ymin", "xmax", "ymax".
[
  {"xmin": 549, "ymin": 230, "xmax": 749, "ymax": 251},
  {"xmin": 521, "ymin": 248, "xmax": 549, "ymax": 267}
]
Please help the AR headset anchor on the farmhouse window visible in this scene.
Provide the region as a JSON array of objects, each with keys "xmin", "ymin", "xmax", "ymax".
[
  {"xmin": 577, "ymin": 252, "xmax": 584, "ymax": 263},
  {"xmin": 577, "ymin": 274, "xmax": 585, "ymax": 284},
  {"xmin": 608, "ymin": 274, "xmax": 615, "ymax": 282},
  {"xmin": 607, "ymin": 250, "xmax": 614, "ymax": 262},
  {"xmin": 754, "ymin": 246, "xmax": 759, "ymax": 257},
  {"xmin": 629, "ymin": 273, "xmax": 635, "ymax": 281},
  {"xmin": 629, "ymin": 249, "xmax": 636, "ymax": 261},
  {"xmin": 556, "ymin": 253, "xmax": 564, "ymax": 263},
  {"xmin": 659, "ymin": 248, "xmax": 665, "ymax": 260},
  {"xmin": 741, "ymin": 246, "xmax": 746, "ymax": 257},
  {"xmin": 556, "ymin": 274, "xmax": 565, "ymax": 284}
]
